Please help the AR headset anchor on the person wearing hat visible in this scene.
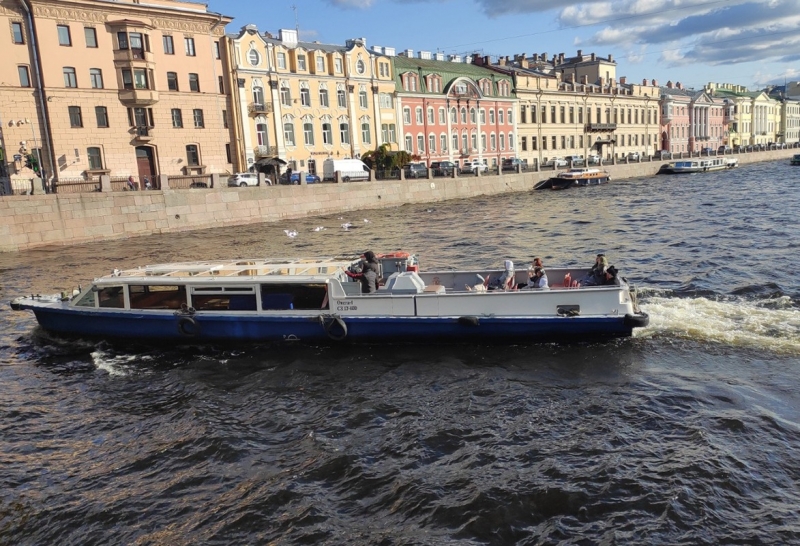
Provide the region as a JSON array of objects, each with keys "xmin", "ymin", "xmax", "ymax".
[{"xmin": 601, "ymin": 265, "xmax": 619, "ymax": 285}]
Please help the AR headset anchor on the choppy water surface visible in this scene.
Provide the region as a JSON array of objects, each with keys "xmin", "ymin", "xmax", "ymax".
[{"xmin": 1, "ymin": 162, "xmax": 799, "ymax": 545}]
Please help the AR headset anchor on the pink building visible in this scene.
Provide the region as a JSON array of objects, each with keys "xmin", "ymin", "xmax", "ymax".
[{"xmin": 659, "ymin": 81, "xmax": 726, "ymax": 153}]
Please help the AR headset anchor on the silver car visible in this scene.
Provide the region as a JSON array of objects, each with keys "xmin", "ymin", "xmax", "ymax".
[{"xmin": 228, "ymin": 173, "xmax": 259, "ymax": 187}]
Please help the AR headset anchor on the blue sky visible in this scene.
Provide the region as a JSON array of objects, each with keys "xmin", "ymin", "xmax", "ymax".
[{"xmin": 208, "ymin": 0, "xmax": 800, "ymax": 91}]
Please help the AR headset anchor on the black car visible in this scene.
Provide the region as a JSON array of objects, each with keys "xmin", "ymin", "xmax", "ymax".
[
  {"xmin": 429, "ymin": 161, "xmax": 456, "ymax": 176},
  {"xmin": 403, "ymin": 163, "xmax": 428, "ymax": 178}
]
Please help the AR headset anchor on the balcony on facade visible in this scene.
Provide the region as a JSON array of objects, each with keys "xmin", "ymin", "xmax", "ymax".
[
  {"xmin": 254, "ymin": 145, "xmax": 278, "ymax": 157},
  {"xmin": 249, "ymin": 103, "xmax": 273, "ymax": 116},
  {"xmin": 114, "ymin": 47, "xmax": 149, "ymax": 63},
  {"xmin": 119, "ymin": 88, "xmax": 159, "ymax": 106},
  {"xmin": 586, "ymin": 123, "xmax": 617, "ymax": 132},
  {"xmin": 132, "ymin": 125, "xmax": 154, "ymax": 142}
]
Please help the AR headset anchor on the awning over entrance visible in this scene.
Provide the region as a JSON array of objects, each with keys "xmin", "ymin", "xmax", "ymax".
[{"xmin": 255, "ymin": 156, "xmax": 286, "ymax": 166}]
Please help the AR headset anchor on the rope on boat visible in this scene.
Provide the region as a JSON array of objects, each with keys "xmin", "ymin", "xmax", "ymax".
[{"xmin": 318, "ymin": 314, "xmax": 348, "ymax": 341}]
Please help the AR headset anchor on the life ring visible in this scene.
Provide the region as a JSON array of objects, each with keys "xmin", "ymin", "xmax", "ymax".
[
  {"xmin": 378, "ymin": 251, "xmax": 410, "ymax": 259},
  {"xmin": 319, "ymin": 314, "xmax": 348, "ymax": 341},
  {"xmin": 177, "ymin": 316, "xmax": 199, "ymax": 336}
]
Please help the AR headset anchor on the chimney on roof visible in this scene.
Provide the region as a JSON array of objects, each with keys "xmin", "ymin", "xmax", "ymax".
[
  {"xmin": 676, "ymin": 81, "xmax": 683, "ymax": 89},
  {"xmin": 419, "ymin": 50, "xmax": 431, "ymax": 60},
  {"xmin": 567, "ymin": 73, "xmax": 575, "ymax": 83},
  {"xmin": 577, "ymin": 49, "xmax": 582, "ymax": 58},
  {"xmin": 279, "ymin": 28, "xmax": 298, "ymax": 46},
  {"xmin": 372, "ymin": 45, "xmax": 384, "ymax": 55},
  {"xmin": 495, "ymin": 56, "xmax": 503, "ymax": 66},
  {"xmin": 652, "ymin": 79, "xmax": 658, "ymax": 87},
  {"xmin": 581, "ymin": 75, "xmax": 588, "ymax": 84},
  {"xmin": 620, "ymin": 76, "xmax": 627, "ymax": 85},
  {"xmin": 599, "ymin": 77, "xmax": 605, "ymax": 88},
  {"xmin": 402, "ymin": 49, "xmax": 413, "ymax": 57},
  {"xmin": 542, "ymin": 52, "xmax": 547, "ymax": 62},
  {"xmin": 608, "ymin": 54, "xmax": 613, "ymax": 62},
  {"xmin": 520, "ymin": 57, "xmax": 528, "ymax": 69},
  {"xmin": 434, "ymin": 52, "xmax": 445, "ymax": 61},
  {"xmin": 642, "ymin": 78, "xmax": 647, "ymax": 86},
  {"xmin": 591, "ymin": 53, "xmax": 596, "ymax": 61},
  {"xmin": 666, "ymin": 80, "xmax": 673, "ymax": 88}
]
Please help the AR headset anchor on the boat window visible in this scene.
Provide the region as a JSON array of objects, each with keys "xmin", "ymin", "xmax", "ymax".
[
  {"xmin": 98, "ymin": 286, "xmax": 124, "ymax": 308},
  {"xmin": 192, "ymin": 293, "xmax": 257, "ymax": 311},
  {"xmin": 74, "ymin": 289, "xmax": 97, "ymax": 307},
  {"xmin": 260, "ymin": 283, "xmax": 327, "ymax": 310},
  {"xmin": 129, "ymin": 285, "xmax": 187, "ymax": 309}
]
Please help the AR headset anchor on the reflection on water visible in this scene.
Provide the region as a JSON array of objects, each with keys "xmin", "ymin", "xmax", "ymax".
[{"xmin": 1, "ymin": 161, "xmax": 800, "ymax": 544}]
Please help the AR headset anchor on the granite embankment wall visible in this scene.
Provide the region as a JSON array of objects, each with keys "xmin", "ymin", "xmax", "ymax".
[{"xmin": 0, "ymin": 149, "xmax": 795, "ymax": 253}]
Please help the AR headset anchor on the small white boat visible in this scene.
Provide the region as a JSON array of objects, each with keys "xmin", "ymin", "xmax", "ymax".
[
  {"xmin": 534, "ymin": 168, "xmax": 611, "ymax": 190},
  {"xmin": 660, "ymin": 157, "xmax": 733, "ymax": 174},
  {"xmin": 11, "ymin": 253, "xmax": 649, "ymax": 343}
]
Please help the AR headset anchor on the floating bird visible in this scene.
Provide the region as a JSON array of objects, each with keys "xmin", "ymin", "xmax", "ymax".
[
  {"xmin": 363, "ymin": 218, "xmax": 370, "ymax": 223},
  {"xmin": 283, "ymin": 229, "xmax": 298, "ymax": 238},
  {"xmin": 312, "ymin": 226, "xmax": 326, "ymax": 232},
  {"xmin": 341, "ymin": 222, "xmax": 353, "ymax": 231}
]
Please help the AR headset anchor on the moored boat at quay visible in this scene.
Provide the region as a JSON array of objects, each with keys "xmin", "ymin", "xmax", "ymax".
[
  {"xmin": 533, "ymin": 168, "xmax": 611, "ymax": 190},
  {"xmin": 791, "ymin": 154, "xmax": 800, "ymax": 165},
  {"xmin": 10, "ymin": 253, "xmax": 649, "ymax": 343},
  {"xmin": 660, "ymin": 156, "xmax": 737, "ymax": 174}
]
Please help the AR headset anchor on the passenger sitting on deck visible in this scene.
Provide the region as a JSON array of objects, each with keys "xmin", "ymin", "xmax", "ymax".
[
  {"xmin": 465, "ymin": 274, "xmax": 487, "ymax": 292},
  {"xmin": 487, "ymin": 260, "xmax": 515, "ymax": 291},
  {"xmin": 580, "ymin": 253, "xmax": 608, "ymax": 286},
  {"xmin": 601, "ymin": 265, "xmax": 619, "ymax": 285},
  {"xmin": 526, "ymin": 266, "xmax": 549, "ymax": 289}
]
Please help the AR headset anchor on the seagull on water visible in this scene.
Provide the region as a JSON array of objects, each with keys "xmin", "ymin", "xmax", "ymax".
[
  {"xmin": 284, "ymin": 229, "xmax": 298, "ymax": 238},
  {"xmin": 341, "ymin": 222, "xmax": 353, "ymax": 231},
  {"xmin": 363, "ymin": 218, "xmax": 370, "ymax": 223},
  {"xmin": 312, "ymin": 226, "xmax": 326, "ymax": 232}
]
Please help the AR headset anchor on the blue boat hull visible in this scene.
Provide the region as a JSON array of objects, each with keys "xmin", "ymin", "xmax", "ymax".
[{"xmin": 30, "ymin": 307, "xmax": 644, "ymax": 343}]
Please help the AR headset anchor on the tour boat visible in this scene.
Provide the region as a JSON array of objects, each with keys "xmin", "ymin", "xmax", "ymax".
[
  {"xmin": 534, "ymin": 168, "xmax": 611, "ymax": 190},
  {"xmin": 10, "ymin": 253, "xmax": 649, "ymax": 343},
  {"xmin": 660, "ymin": 157, "xmax": 736, "ymax": 174},
  {"xmin": 791, "ymin": 154, "xmax": 800, "ymax": 166}
]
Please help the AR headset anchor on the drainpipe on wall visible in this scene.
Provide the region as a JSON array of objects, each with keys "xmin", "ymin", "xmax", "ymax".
[
  {"xmin": 209, "ymin": 12, "xmax": 229, "ymax": 174},
  {"xmin": 20, "ymin": 0, "xmax": 55, "ymax": 186}
]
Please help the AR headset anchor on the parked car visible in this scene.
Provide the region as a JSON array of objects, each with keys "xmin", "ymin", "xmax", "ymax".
[
  {"xmin": 227, "ymin": 172, "xmax": 259, "ymax": 187},
  {"xmin": 403, "ymin": 163, "xmax": 428, "ymax": 178},
  {"xmin": 542, "ymin": 157, "xmax": 568, "ymax": 168},
  {"xmin": 279, "ymin": 172, "xmax": 321, "ymax": 185},
  {"xmin": 587, "ymin": 154, "xmax": 601, "ymax": 165},
  {"xmin": 501, "ymin": 158, "xmax": 528, "ymax": 171},
  {"xmin": 717, "ymin": 145, "xmax": 732, "ymax": 154},
  {"xmin": 627, "ymin": 152, "xmax": 641, "ymax": 161},
  {"xmin": 460, "ymin": 160, "xmax": 488, "ymax": 173},
  {"xmin": 565, "ymin": 155, "xmax": 584, "ymax": 166},
  {"xmin": 700, "ymin": 147, "xmax": 714, "ymax": 155},
  {"xmin": 429, "ymin": 161, "xmax": 456, "ymax": 176},
  {"xmin": 656, "ymin": 150, "xmax": 672, "ymax": 159}
]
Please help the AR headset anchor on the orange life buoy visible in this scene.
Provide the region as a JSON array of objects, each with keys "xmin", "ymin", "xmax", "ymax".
[{"xmin": 378, "ymin": 251, "xmax": 410, "ymax": 259}]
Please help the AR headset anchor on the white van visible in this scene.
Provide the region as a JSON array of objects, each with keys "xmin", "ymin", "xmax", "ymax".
[{"xmin": 322, "ymin": 159, "xmax": 370, "ymax": 182}]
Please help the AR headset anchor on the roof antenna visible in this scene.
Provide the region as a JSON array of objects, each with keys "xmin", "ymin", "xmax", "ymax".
[{"xmin": 291, "ymin": 4, "xmax": 298, "ymax": 34}]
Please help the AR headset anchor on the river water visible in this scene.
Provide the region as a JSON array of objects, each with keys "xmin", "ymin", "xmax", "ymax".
[{"xmin": 1, "ymin": 161, "xmax": 799, "ymax": 545}]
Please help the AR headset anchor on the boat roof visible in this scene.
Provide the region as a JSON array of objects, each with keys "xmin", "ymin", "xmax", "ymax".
[{"xmin": 97, "ymin": 257, "xmax": 361, "ymax": 283}]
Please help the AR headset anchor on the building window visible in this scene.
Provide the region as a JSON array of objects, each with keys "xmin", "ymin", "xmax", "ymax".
[
  {"xmin": 440, "ymin": 133, "xmax": 447, "ymax": 152},
  {"xmin": 337, "ymin": 89, "xmax": 346, "ymax": 108},
  {"xmin": 362, "ymin": 122, "xmax": 371, "ymax": 145},
  {"xmin": 277, "ymin": 52, "xmax": 286, "ymax": 69},
  {"xmin": 280, "ymin": 83, "xmax": 291, "ymax": 106},
  {"xmin": 334, "ymin": 57, "xmax": 342, "ymax": 73},
  {"xmin": 171, "ymin": 108, "xmax": 183, "ymax": 128},
  {"xmin": 167, "ymin": 72, "xmax": 178, "ymax": 91},
  {"xmin": 122, "ymin": 69, "xmax": 133, "ymax": 89},
  {"xmin": 186, "ymin": 145, "xmax": 199, "ymax": 166},
  {"xmin": 87, "ymin": 147, "xmax": 103, "ymax": 169},
  {"xmin": 68, "ymin": 106, "xmax": 83, "ymax": 128},
  {"xmin": 381, "ymin": 123, "xmax": 396, "ymax": 143},
  {"xmin": 90, "ymin": 68, "xmax": 103, "ymax": 89},
  {"xmin": 379, "ymin": 93, "xmax": 393, "ymax": 109},
  {"xmin": 134, "ymin": 68, "xmax": 148, "ymax": 89},
  {"xmin": 429, "ymin": 134, "xmax": 436, "ymax": 153},
  {"xmin": 297, "ymin": 54, "xmax": 306, "ymax": 70},
  {"xmin": 319, "ymin": 86, "xmax": 329, "ymax": 107},
  {"xmin": 218, "ymin": 76, "xmax": 224, "ymax": 94},
  {"xmin": 359, "ymin": 88, "xmax": 368, "ymax": 108},
  {"xmin": 12, "ymin": 21, "xmax": 24, "ymax": 44},
  {"xmin": 403, "ymin": 107, "xmax": 411, "ymax": 125},
  {"xmin": 284, "ymin": 122, "xmax": 295, "ymax": 146},
  {"xmin": 405, "ymin": 134, "xmax": 413, "ymax": 151},
  {"xmin": 300, "ymin": 86, "xmax": 311, "ymax": 106},
  {"xmin": 248, "ymin": 49, "xmax": 260, "ymax": 66},
  {"xmin": 18, "ymin": 66, "xmax": 30, "ymax": 87},
  {"xmin": 84, "ymin": 27, "xmax": 97, "ymax": 48},
  {"xmin": 417, "ymin": 134, "xmax": 425, "ymax": 153},
  {"xmin": 117, "ymin": 31, "xmax": 128, "ymax": 49},
  {"xmin": 184, "ymin": 37, "xmax": 196, "ymax": 56},
  {"xmin": 63, "ymin": 67, "xmax": 77, "ymax": 88},
  {"xmin": 490, "ymin": 134, "xmax": 496, "ymax": 150},
  {"xmin": 222, "ymin": 110, "xmax": 228, "ymax": 129},
  {"xmin": 552, "ymin": 136, "xmax": 557, "ymax": 149},
  {"xmin": 416, "ymin": 107, "xmax": 423, "ymax": 124},
  {"xmin": 192, "ymin": 109, "xmax": 204, "ymax": 128},
  {"xmin": 303, "ymin": 122, "xmax": 314, "ymax": 145},
  {"xmin": 226, "ymin": 143, "xmax": 232, "ymax": 164},
  {"xmin": 95, "ymin": 106, "xmax": 109, "ymax": 128},
  {"xmin": 256, "ymin": 123, "xmax": 267, "ymax": 146},
  {"xmin": 163, "ymin": 35, "xmax": 174, "ymax": 54},
  {"xmin": 521, "ymin": 136, "xmax": 527, "ymax": 151},
  {"xmin": 500, "ymin": 134, "xmax": 506, "ymax": 150},
  {"xmin": 57, "ymin": 25, "xmax": 71, "ymax": 46},
  {"xmin": 531, "ymin": 136, "xmax": 537, "ymax": 150},
  {"xmin": 438, "ymin": 108, "xmax": 445, "ymax": 124},
  {"xmin": 316, "ymin": 56, "xmax": 324, "ymax": 72},
  {"xmin": 461, "ymin": 108, "xmax": 467, "ymax": 123},
  {"xmin": 340, "ymin": 122, "xmax": 350, "ymax": 144},
  {"xmin": 189, "ymin": 73, "xmax": 200, "ymax": 92},
  {"xmin": 322, "ymin": 122, "xmax": 332, "ymax": 145},
  {"xmin": 214, "ymin": 41, "xmax": 220, "ymax": 59}
]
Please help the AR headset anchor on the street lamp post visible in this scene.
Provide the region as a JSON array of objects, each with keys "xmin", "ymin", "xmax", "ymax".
[
  {"xmin": 535, "ymin": 88, "xmax": 543, "ymax": 169},
  {"xmin": 644, "ymin": 95, "xmax": 650, "ymax": 159},
  {"xmin": 582, "ymin": 90, "xmax": 589, "ymax": 163}
]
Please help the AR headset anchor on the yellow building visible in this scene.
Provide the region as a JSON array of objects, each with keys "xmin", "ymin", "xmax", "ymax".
[
  {"xmin": 226, "ymin": 27, "xmax": 396, "ymax": 179},
  {"xmin": 484, "ymin": 52, "xmax": 660, "ymax": 165},
  {"xmin": 708, "ymin": 82, "xmax": 783, "ymax": 147},
  {"xmin": 0, "ymin": 0, "xmax": 232, "ymax": 185}
]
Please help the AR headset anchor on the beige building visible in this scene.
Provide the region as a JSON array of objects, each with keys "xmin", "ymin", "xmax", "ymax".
[
  {"xmin": 708, "ymin": 82, "xmax": 784, "ymax": 148},
  {"xmin": 483, "ymin": 51, "xmax": 660, "ymax": 165},
  {"xmin": 226, "ymin": 27, "xmax": 396, "ymax": 179},
  {"xmin": 0, "ymin": 0, "xmax": 233, "ymax": 186}
]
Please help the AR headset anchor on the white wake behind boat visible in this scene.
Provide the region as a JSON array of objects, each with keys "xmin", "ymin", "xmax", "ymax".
[{"xmin": 11, "ymin": 253, "xmax": 649, "ymax": 343}]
